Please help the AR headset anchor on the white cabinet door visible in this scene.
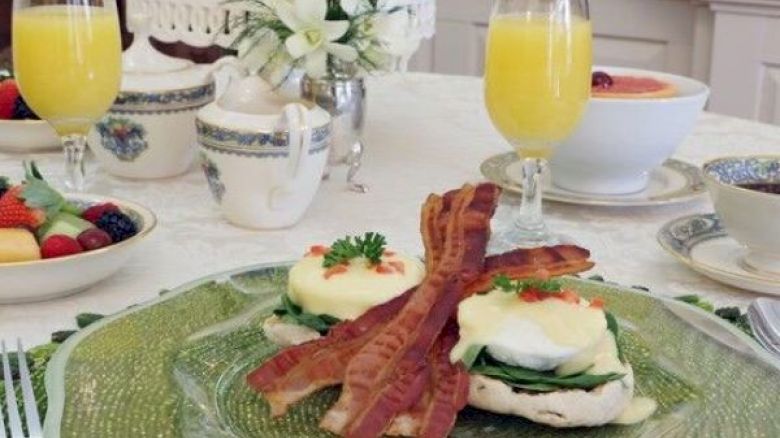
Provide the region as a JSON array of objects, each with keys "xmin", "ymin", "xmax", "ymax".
[
  {"xmin": 411, "ymin": 0, "xmax": 704, "ymax": 77},
  {"xmin": 706, "ymin": 2, "xmax": 780, "ymax": 124}
]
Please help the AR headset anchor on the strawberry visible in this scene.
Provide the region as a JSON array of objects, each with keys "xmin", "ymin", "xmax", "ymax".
[
  {"xmin": 0, "ymin": 79, "xmax": 21, "ymax": 120},
  {"xmin": 0, "ymin": 186, "xmax": 46, "ymax": 229},
  {"xmin": 41, "ymin": 235, "xmax": 83, "ymax": 259},
  {"xmin": 82, "ymin": 203, "xmax": 119, "ymax": 224},
  {"xmin": 0, "ymin": 162, "xmax": 81, "ymax": 230}
]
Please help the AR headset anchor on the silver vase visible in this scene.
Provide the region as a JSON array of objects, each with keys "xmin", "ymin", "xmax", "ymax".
[{"xmin": 301, "ymin": 74, "xmax": 367, "ymax": 193}]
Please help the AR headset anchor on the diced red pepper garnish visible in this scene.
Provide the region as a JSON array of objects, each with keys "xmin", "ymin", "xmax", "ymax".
[
  {"xmin": 555, "ymin": 289, "xmax": 581, "ymax": 304},
  {"xmin": 375, "ymin": 264, "xmax": 394, "ymax": 274},
  {"xmin": 324, "ymin": 265, "xmax": 348, "ymax": 279},
  {"xmin": 388, "ymin": 260, "xmax": 405, "ymax": 274},
  {"xmin": 519, "ymin": 289, "xmax": 543, "ymax": 302},
  {"xmin": 383, "ymin": 250, "xmax": 396, "ymax": 257},
  {"xmin": 306, "ymin": 245, "xmax": 330, "ymax": 257},
  {"xmin": 590, "ymin": 297, "xmax": 606, "ymax": 309}
]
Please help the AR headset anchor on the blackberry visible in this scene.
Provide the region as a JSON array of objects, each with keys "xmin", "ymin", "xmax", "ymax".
[
  {"xmin": 12, "ymin": 96, "xmax": 39, "ymax": 120},
  {"xmin": 96, "ymin": 211, "xmax": 138, "ymax": 243}
]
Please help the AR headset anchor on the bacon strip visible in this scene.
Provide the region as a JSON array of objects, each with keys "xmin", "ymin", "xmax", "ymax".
[
  {"xmin": 247, "ymin": 288, "xmax": 413, "ymax": 415},
  {"xmin": 466, "ymin": 245, "xmax": 595, "ymax": 295},
  {"xmin": 320, "ymin": 184, "xmax": 500, "ymax": 437},
  {"xmin": 387, "ymin": 321, "xmax": 469, "ymax": 438}
]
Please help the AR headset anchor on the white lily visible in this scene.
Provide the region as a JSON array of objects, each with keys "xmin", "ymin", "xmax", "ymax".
[
  {"xmin": 238, "ymin": 30, "xmax": 282, "ymax": 75},
  {"xmin": 340, "ymin": 0, "xmax": 373, "ymax": 16},
  {"xmin": 366, "ymin": 9, "xmax": 415, "ymax": 57},
  {"xmin": 276, "ymin": 0, "xmax": 358, "ymax": 78}
]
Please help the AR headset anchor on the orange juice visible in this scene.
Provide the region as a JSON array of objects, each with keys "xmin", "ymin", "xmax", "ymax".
[
  {"xmin": 485, "ymin": 14, "xmax": 592, "ymax": 158},
  {"xmin": 13, "ymin": 5, "xmax": 121, "ymax": 135}
]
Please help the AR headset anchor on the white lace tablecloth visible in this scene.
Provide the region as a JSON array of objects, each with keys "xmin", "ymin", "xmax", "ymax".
[{"xmin": 2, "ymin": 73, "xmax": 779, "ymax": 346}]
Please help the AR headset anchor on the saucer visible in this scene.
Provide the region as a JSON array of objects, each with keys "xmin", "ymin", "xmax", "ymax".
[
  {"xmin": 480, "ymin": 153, "xmax": 706, "ymax": 207},
  {"xmin": 657, "ymin": 213, "xmax": 780, "ymax": 296}
]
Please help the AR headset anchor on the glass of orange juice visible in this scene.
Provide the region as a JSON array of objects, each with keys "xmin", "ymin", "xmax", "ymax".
[
  {"xmin": 485, "ymin": 0, "xmax": 592, "ymax": 248},
  {"xmin": 13, "ymin": 0, "xmax": 121, "ymax": 192}
]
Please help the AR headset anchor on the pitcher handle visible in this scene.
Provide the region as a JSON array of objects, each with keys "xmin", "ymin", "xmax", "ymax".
[
  {"xmin": 209, "ymin": 56, "xmax": 248, "ymax": 98},
  {"xmin": 269, "ymin": 103, "xmax": 312, "ymax": 211}
]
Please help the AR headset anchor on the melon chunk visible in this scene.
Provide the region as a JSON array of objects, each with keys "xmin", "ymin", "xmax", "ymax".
[{"xmin": 0, "ymin": 228, "xmax": 41, "ymax": 263}]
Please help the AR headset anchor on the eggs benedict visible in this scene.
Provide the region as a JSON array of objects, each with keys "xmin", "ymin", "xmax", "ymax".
[
  {"xmin": 264, "ymin": 233, "xmax": 426, "ymax": 347},
  {"xmin": 452, "ymin": 276, "xmax": 657, "ymax": 428}
]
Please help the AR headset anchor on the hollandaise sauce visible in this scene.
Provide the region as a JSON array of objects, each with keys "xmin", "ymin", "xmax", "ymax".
[
  {"xmin": 287, "ymin": 252, "xmax": 425, "ymax": 320},
  {"xmin": 451, "ymin": 290, "xmax": 607, "ymax": 369}
]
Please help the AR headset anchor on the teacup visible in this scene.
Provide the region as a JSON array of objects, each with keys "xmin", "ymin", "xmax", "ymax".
[
  {"xmin": 703, "ymin": 156, "xmax": 780, "ymax": 276},
  {"xmin": 551, "ymin": 66, "xmax": 710, "ymax": 195},
  {"xmin": 197, "ymin": 76, "xmax": 331, "ymax": 229}
]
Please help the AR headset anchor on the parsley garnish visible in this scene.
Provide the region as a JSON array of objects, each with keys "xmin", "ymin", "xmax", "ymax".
[
  {"xmin": 322, "ymin": 232, "xmax": 387, "ymax": 268},
  {"xmin": 491, "ymin": 275, "xmax": 564, "ymax": 294}
]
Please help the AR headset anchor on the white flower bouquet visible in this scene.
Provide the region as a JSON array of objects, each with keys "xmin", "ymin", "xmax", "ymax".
[{"xmin": 230, "ymin": 0, "xmax": 420, "ymax": 83}]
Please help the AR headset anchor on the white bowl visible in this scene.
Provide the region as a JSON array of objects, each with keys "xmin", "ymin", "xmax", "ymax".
[
  {"xmin": 551, "ymin": 66, "xmax": 710, "ymax": 195},
  {"xmin": 703, "ymin": 156, "xmax": 780, "ymax": 276},
  {"xmin": 0, "ymin": 194, "xmax": 156, "ymax": 304},
  {"xmin": 0, "ymin": 119, "xmax": 60, "ymax": 153}
]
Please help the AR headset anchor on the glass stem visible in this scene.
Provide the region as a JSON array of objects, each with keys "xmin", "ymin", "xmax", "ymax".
[
  {"xmin": 62, "ymin": 133, "xmax": 87, "ymax": 192},
  {"xmin": 513, "ymin": 157, "xmax": 549, "ymax": 244}
]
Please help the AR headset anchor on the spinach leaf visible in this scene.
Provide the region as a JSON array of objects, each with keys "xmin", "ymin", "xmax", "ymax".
[
  {"xmin": 273, "ymin": 294, "xmax": 341, "ymax": 334},
  {"xmin": 605, "ymin": 311, "xmax": 626, "ymax": 363},
  {"xmin": 469, "ymin": 350, "xmax": 625, "ymax": 393},
  {"xmin": 460, "ymin": 345, "xmax": 485, "ymax": 370}
]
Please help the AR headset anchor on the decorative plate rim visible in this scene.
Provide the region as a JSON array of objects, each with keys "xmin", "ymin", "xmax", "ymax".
[
  {"xmin": 42, "ymin": 261, "xmax": 780, "ymax": 437},
  {"xmin": 657, "ymin": 213, "xmax": 780, "ymax": 287},
  {"xmin": 480, "ymin": 153, "xmax": 706, "ymax": 207}
]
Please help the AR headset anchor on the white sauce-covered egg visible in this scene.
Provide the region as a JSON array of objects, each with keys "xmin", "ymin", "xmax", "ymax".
[
  {"xmin": 451, "ymin": 289, "xmax": 608, "ymax": 371},
  {"xmin": 287, "ymin": 251, "xmax": 425, "ymax": 320}
]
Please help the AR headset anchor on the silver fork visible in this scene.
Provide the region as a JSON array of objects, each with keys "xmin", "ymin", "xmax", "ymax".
[{"xmin": 1, "ymin": 339, "xmax": 42, "ymax": 438}]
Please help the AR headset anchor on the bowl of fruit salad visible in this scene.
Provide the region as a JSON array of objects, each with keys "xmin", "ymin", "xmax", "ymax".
[
  {"xmin": 0, "ymin": 164, "xmax": 156, "ymax": 303},
  {"xmin": 0, "ymin": 71, "xmax": 60, "ymax": 153},
  {"xmin": 550, "ymin": 66, "xmax": 710, "ymax": 195}
]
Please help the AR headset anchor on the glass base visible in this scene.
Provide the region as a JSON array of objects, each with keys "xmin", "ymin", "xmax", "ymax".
[{"xmin": 488, "ymin": 226, "xmax": 575, "ymax": 255}]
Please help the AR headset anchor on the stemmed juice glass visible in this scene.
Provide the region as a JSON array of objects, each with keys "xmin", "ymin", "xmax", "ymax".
[
  {"xmin": 13, "ymin": 0, "xmax": 122, "ymax": 192},
  {"xmin": 485, "ymin": 0, "xmax": 592, "ymax": 248}
]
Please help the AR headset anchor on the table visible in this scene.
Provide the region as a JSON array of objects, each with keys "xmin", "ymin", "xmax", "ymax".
[{"xmin": 2, "ymin": 73, "xmax": 779, "ymax": 347}]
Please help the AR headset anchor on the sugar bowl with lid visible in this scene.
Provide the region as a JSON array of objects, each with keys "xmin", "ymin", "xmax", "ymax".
[{"xmin": 88, "ymin": 13, "xmax": 217, "ymax": 179}]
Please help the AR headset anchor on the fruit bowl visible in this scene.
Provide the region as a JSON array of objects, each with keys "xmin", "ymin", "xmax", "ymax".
[
  {"xmin": 0, "ymin": 194, "xmax": 156, "ymax": 304},
  {"xmin": 0, "ymin": 119, "xmax": 60, "ymax": 153}
]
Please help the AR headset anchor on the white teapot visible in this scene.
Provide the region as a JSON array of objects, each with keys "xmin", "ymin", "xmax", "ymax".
[{"xmin": 197, "ymin": 72, "xmax": 331, "ymax": 229}]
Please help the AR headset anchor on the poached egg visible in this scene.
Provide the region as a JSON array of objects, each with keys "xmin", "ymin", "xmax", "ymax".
[
  {"xmin": 287, "ymin": 250, "xmax": 425, "ymax": 320},
  {"xmin": 451, "ymin": 288, "xmax": 624, "ymax": 375}
]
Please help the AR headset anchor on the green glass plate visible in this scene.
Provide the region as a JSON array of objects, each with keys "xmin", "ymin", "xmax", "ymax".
[{"xmin": 44, "ymin": 262, "xmax": 780, "ymax": 437}]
